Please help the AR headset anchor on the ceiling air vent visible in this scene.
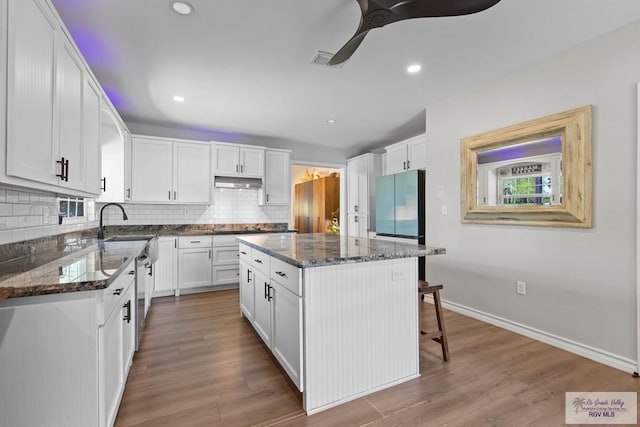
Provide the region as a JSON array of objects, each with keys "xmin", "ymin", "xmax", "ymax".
[{"xmin": 311, "ymin": 51, "xmax": 344, "ymax": 68}]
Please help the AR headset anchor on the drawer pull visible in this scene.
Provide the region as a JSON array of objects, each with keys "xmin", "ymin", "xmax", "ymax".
[
  {"xmin": 275, "ymin": 271, "xmax": 288, "ymax": 279},
  {"xmin": 254, "ymin": 259, "xmax": 263, "ymax": 264},
  {"xmin": 123, "ymin": 300, "xmax": 132, "ymax": 323},
  {"xmin": 240, "ymin": 251, "xmax": 247, "ymax": 255},
  {"xmin": 113, "ymin": 288, "xmax": 124, "ymax": 295},
  {"xmin": 190, "ymin": 240, "xmax": 201, "ymax": 243},
  {"xmin": 128, "ymin": 270, "xmax": 135, "ymax": 275}
]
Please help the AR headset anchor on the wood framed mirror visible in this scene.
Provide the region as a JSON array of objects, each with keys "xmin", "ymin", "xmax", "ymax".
[{"xmin": 460, "ymin": 105, "xmax": 592, "ymax": 227}]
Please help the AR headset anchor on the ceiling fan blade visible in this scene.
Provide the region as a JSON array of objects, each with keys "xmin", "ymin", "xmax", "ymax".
[
  {"xmin": 329, "ymin": 0, "xmax": 501, "ymax": 65},
  {"xmin": 390, "ymin": 0, "xmax": 501, "ymax": 19},
  {"xmin": 328, "ymin": 31, "xmax": 369, "ymax": 65}
]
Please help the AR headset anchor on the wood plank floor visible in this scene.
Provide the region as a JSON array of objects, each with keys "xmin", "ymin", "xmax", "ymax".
[{"xmin": 115, "ymin": 290, "xmax": 639, "ymax": 426}]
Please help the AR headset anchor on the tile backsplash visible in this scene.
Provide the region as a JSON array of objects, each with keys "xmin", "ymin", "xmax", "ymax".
[
  {"xmin": 99, "ymin": 188, "xmax": 290, "ymax": 226},
  {"xmin": 0, "ymin": 185, "xmax": 97, "ymax": 244},
  {"xmin": 0, "ymin": 185, "xmax": 289, "ymax": 245}
]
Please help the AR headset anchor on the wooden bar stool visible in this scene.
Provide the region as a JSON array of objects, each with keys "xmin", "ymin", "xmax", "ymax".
[{"xmin": 418, "ymin": 280, "xmax": 450, "ymax": 362}]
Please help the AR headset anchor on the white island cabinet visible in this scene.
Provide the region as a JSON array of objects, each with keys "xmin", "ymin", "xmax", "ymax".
[{"xmin": 238, "ymin": 234, "xmax": 445, "ymax": 414}]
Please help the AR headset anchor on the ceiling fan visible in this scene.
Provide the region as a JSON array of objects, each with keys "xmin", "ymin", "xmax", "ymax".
[{"xmin": 328, "ymin": 0, "xmax": 502, "ymax": 65}]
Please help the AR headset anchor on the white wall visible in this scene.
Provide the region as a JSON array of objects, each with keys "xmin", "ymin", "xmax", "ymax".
[{"xmin": 424, "ymin": 21, "xmax": 640, "ymax": 369}]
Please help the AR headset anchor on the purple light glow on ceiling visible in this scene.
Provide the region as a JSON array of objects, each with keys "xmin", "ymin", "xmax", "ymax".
[
  {"xmin": 477, "ymin": 135, "xmax": 562, "ymax": 164},
  {"xmin": 101, "ymin": 85, "xmax": 128, "ymax": 109},
  {"xmin": 64, "ymin": 26, "xmax": 114, "ymax": 68}
]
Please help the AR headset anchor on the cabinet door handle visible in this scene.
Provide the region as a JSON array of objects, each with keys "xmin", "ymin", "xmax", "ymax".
[
  {"xmin": 354, "ymin": 216, "xmax": 359, "ymax": 223},
  {"xmin": 168, "ymin": 190, "xmax": 171, "ymax": 200},
  {"xmin": 209, "ymin": 249, "xmax": 212, "ymax": 259},
  {"xmin": 236, "ymin": 164, "xmax": 239, "ymax": 173},
  {"xmin": 147, "ymin": 264, "xmax": 153, "ymax": 277},
  {"xmin": 266, "ymin": 194, "xmax": 269, "ymax": 202},
  {"xmin": 354, "ymin": 205, "xmax": 358, "ymax": 212},
  {"xmin": 126, "ymin": 188, "xmax": 131, "ymax": 199},
  {"xmin": 56, "ymin": 157, "xmax": 69, "ymax": 181},
  {"xmin": 247, "ymin": 269, "xmax": 252, "ymax": 282},
  {"xmin": 113, "ymin": 287, "xmax": 124, "ymax": 295},
  {"xmin": 174, "ymin": 191, "xmax": 177, "ymax": 200},
  {"xmin": 264, "ymin": 282, "xmax": 268, "ymax": 299},
  {"xmin": 100, "ymin": 177, "xmax": 106, "ymax": 192},
  {"xmin": 267, "ymin": 284, "xmax": 273, "ymax": 301},
  {"xmin": 275, "ymin": 271, "xmax": 287, "ymax": 279},
  {"xmin": 407, "ymin": 159, "xmax": 410, "ymax": 169},
  {"xmin": 123, "ymin": 300, "xmax": 131, "ymax": 323},
  {"xmin": 403, "ymin": 161, "xmax": 407, "ymax": 170},
  {"xmin": 254, "ymin": 259, "xmax": 263, "ymax": 264},
  {"xmin": 241, "ymin": 164, "xmax": 244, "ymax": 173}
]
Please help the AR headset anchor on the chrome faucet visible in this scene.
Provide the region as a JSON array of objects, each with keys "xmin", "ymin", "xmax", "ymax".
[{"xmin": 98, "ymin": 203, "xmax": 128, "ymax": 240}]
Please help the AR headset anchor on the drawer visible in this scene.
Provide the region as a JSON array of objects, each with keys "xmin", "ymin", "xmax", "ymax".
[
  {"xmin": 239, "ymin": 243, "xmax": 252, "ymax": 263},
  {"xmin": 212, "ymin": 234, "xmax": 240, "ymax": 247},
  {"xmin": 178, "ymin": 236, "xmax": 212, "ymax": 249},
  {"xmin": 99, "ymin": 264, "xmax": 135, "ymax": 325},
  {"xmin": 251, "ymin": 248, "xmax": 270, "ymax": 273},
  {"xmin": 212, "ymin": 246, "xmax": 240, "ymax": 265},
  {"xmin": 270, "ymin": 256, "xmax": 301, "ymax": 296},
  {"xmin": 212, "ymin": 265, "xmax": 240, "ymax": 286}
]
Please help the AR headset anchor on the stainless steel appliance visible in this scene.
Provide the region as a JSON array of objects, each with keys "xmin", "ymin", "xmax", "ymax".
[{"xmin": 375, "ymin": 169, "xmax": 426, "ymax": 279}]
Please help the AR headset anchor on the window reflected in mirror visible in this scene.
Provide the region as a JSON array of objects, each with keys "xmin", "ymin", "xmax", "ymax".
[{"xmin": 476, "ymin": 135, "xmax": 562, "ymax": 207}]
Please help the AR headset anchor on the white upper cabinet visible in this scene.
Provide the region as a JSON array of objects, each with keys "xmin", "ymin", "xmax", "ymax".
[
  {"xmin": 130, "ymin": 135, "xmax": 210, "ymax": 204},
  {"xmin": 173, "ymin": 141, "xmax": 210, "ymax": 203},
  {"xmin": 83, "ymin": 76, "xmax": 102, "ymax": 195},
  {"xmin": 2, "ymin": 0, "xmax": 103, "ymax": 196},
  {"xmin": 131, "ymin": 137, "xmax": 173, "ymax": 202},
  {"xmin": 5, "ymin": 0, "xmax": 58, "ymax": 186},
  {"xmin": 211, "ymin": 142, "xmax": 264, "ymax": 178},
  {"xmin": 262, "ymin": 149, "xmax": 290, "ymax": 205},
  {"xmin": 96, "ymin": 105, "xmax": 127, "ymax": 203},
  {"xmin": 384, "ymin": 134, "xmax": 427, "ymax": 175},
  {"xmin": 55, "ymin": 35, "xmax": 85, "ymax": 191}
]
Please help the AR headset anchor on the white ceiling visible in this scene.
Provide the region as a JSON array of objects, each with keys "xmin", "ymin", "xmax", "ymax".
[{"xmin": 51, "ymin": 0, "xmax": 640, "ymax": 156}]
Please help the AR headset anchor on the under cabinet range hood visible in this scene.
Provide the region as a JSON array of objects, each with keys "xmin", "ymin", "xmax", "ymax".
[{"xmin": 214, "ymin": 176, "xmax": 263, "ymax": 189}]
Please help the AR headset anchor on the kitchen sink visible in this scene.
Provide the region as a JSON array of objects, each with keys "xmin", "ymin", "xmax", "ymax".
[{"xmin": 106, "ymin": 235, "xmax": 158, "ymax": 264}]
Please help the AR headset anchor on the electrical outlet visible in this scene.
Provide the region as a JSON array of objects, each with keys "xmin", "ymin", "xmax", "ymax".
[
  {"xmin": 392, "ymin": 269, "xmax": 407, "ymax": 281},
  {"xmin": 516, "ymin": 281, "xmax": 526, "ymax": 295}
]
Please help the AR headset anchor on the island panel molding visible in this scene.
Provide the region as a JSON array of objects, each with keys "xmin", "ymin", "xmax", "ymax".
[{"xmin": 460, "ymin": 105, "xmax": 592, "ymax": 227}]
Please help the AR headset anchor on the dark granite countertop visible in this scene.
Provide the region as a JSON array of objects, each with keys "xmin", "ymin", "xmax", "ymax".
[
  {"xmin": 92, "ymin": 223, "xmax": 293, "ymax": 238},
  {"xmin": 0, "ymin": 240, "xmax": 147, "ymax": 299},
  {"xmin": 237, "ymin": 233, "xmax": 446, "ymax": 268},
  {"xmin": 0, "ymin": 223, "xmax": 294, "ymax": 299}
]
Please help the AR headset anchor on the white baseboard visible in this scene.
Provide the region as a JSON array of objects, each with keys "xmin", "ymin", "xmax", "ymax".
[{"xmin": 440, "ymin": 299, "xmax": 637, "ymax": 375}]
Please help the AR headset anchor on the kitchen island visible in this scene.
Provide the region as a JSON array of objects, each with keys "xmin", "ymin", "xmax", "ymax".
[{"xmin": 237, "ymin": 233, "xmax": 445, "ymax": 414}]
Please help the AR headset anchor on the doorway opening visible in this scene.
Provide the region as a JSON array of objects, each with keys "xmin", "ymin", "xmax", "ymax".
[{"xmin": 291, "ymin": 163, "xmax": 345, "ymax": 235}]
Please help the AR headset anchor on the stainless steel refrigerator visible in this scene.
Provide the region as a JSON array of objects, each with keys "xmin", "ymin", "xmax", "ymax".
[{"xmin": 375, "ymin": 169, "xmax": 425, "ymax": 279}]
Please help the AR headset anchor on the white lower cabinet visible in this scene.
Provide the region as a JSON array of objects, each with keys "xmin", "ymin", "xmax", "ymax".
[
  {"xmin": 177, "ymin": 236, "xmax": 212, "ymax": 294},
  {"xmin": 154, "ymin": 236, "xmax": 178, "ymax": 296},
  {"xmin": 212, "ymin": 235, "xmax": 241, "ymax": 288},
  {"xmin": 0, "ymin": 261, "xmax": 136, "ymax": 427},
  {"xmin": 239, "ymin": 259, "xmax": 253, "ymax": 321},
  {"xmin": 271, "ymin": 279, "xmax": 303, "ymax": 390},
  {"xmin": 243, "ymin": 247, "xmax": 303, "ymax": 391},
  {"xmin": 100, "ymin": 281, "xmax": 134, "ymax": 427},
  {"xmin": 252, "ymin": 268, "xmax": 272, "ymax": 347}
]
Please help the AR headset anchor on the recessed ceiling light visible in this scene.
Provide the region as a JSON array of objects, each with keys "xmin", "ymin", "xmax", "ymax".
[
  {"xmin": 407, "ymin": 64, "xmax": 422, "ymax": 74},
  {"xmin": 173, "ymin": 95, "xmax": 185, "ymax": 103},
  {"xmin": 326, "ymin": 119, "xmax": 336, "ymax": 124},
  {"xmin": 170, "ymin": 1, "xmax": 193, "ymax": 15}
]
